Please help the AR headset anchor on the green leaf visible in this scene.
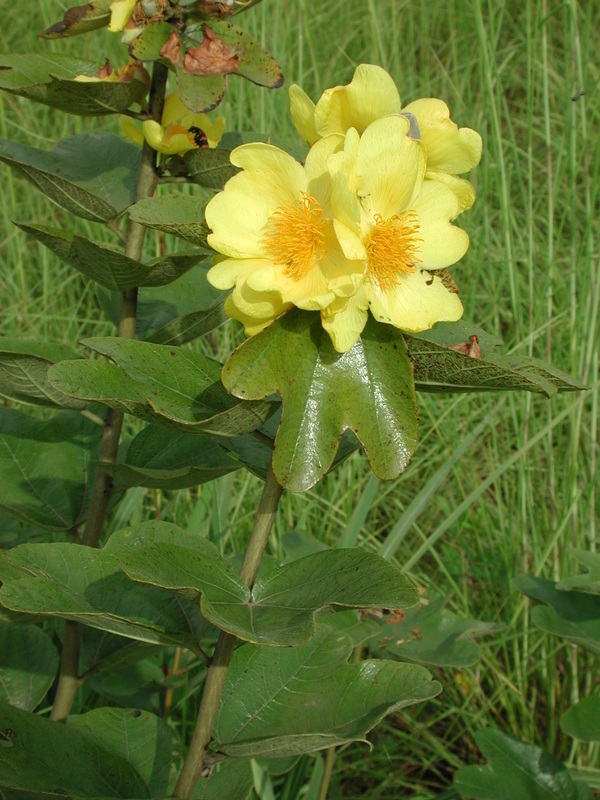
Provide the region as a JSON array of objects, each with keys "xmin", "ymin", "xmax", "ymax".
[
  {"xmin": 129, "ymin": 194, "xmax": 211, "ymax": 247},
  {"xmin": 0, "ymin": 700, "xmax": 173, "ymax": 798},
  {"xmin": 177, "ymin": 70, "xmax": 226, "ymax": 113},
  {"xmin": 372, "ymin": 596, "xmax": 503, "ymax": 668},
  {"xmin": 213, "ymin": 627, "xmax": 440, "ymax": 758},
  {"xmin": 223, "ymin": 309, "xmax": 418, "ymax": 492},
  {"xmin": 0, "ymin": 408, "xmax": 103, "ymax": 530},
  {"xmin": 515, "ymin": 574, "xmax": 600, "ymax": 655},
  {"xmin": 146, "ymin": 298, "xmax": 228, "ymax": 345},
  {"xmin": 0, "ymin": 133, "xmax": 141, "ymax": 221},
  {"xmin": 105, "ymin": 425, "xmax": 242, "ymax": 490},
  {"xmin": 561, "ymin": 696, "xmax": 600, "ymax": 742},
  {"xmin": 18, "ymin": 223, "xmax": 206, "ymax": 291},
  {"xmin": 0, "ymin": 54, "xmax": 148, "ymax": 116},
  {"xmin": 404, "ymin": 334, "xmax": 585, "ymax": 395},
  {"xmin": 557, "ymin": 550, "xmax": 600, "ymax": 595},
  {"xmin": 0, "ymin": 338, "xmax": 85, "ymax": 409},
  {"xmin": 415, "ymin": 320, "xmax": 503, "ymax": 357},
  {"xmin": 189, "ymin": 21, "xmax": 284, "ymax": 89},
  {"xmin": 49, "ymin": 337, "xmax": 277, "ymax": 437},
  {"xmin": 453, "ymin": 728, "xmax": 591, "ymax": 800},
  {"xmin": 184, "ymin": 147, "xmax": 239, "ymax": 190},
  {"xmin": 97, "ymin": 264, "xmax": 225, "ymax": 341},
  {"xmin": 128, "ymin": 21, "xmax": 174, "ymax": 60},
  {"xmin": 121, "ymin": 545, "xmax": 417, "ymax": 646},
  {"xmin": 40, "ymin": 1, "xmax": 113, "ymax": 38},
  {"xmin": 0, "ymin": 534, "xmax": 213, "ymax": 649},
  {"xmin": 0, "ymin": 623, "xmax": 59, "ymax": 711},
  {"xmin": 193, "ymin": 759, "xmax": 254, "ymax": 800}
]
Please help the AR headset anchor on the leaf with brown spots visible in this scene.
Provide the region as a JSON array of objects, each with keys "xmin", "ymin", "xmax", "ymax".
[{"xmin": 183, "ymin": 25, "xmax": 239, "ymax": 76}]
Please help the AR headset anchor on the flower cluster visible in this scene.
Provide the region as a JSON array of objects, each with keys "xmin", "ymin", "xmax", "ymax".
[{"xmin": 206, "ymin": 64, "xmax": 482, "ymax": 352}]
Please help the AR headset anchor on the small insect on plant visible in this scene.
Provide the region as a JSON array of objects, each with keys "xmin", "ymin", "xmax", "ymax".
[{"xmin": 188, "ymin": 125, "xmax": 209, "ymax": 148}]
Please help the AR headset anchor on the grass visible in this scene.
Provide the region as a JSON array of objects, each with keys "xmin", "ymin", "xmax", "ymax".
[{"xmin": 0, "ymin": 0, "xmax": 599, "ymax": 797}]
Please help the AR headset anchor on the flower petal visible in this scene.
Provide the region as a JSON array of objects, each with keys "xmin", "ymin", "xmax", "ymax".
[
  {"xmin": 206, "ymin": 189, "xmax": 275, "ymax": 258},
  {"xmin": 108, "ymin": 0, "xmax": 136, "ymax": 32},
  {"xmin": 402, "ymin": 98, "xmax": 482, "ymax": 174},
  {"xmin": 245, "ymin": 264, "xmax": 335, "ymax": 311},
  {"xmin": 229, "ymin": 143, "xmax": 308, "ymax": 207},
  {"xmin": 225, "ymin": 291, "xmax": 291, "ymax": 336},
  {"xmin": 289, "ymin": 84, "xmax": 319, "ymax": 145},
  {"xmin": 411, "ymin": 180, "xmax": 470, "ymax": 269},
  {"xmin": 120, "ymin": 115, "xmax": 143, "ymax": 147},
  {"xmin": 368, "ymin": 267, "xmax": 464, "ymax": 332},
  {"xmin": 314, "ymin": 64, "xmax": 402, "ymax": 137},
  {"xmin": 321, "ymin": 287, "xmax": 369, "ymax": 352},
  {"xmin": 426, "ymin": 170, "xmax": 476, "ymax": 213},
  {"xmin": 207, "ymin": 257, "xmax": 272, "ymax": 290},
  {"xmin": 357, "ymin": 115, "xmax": 426, "ymax": 220}
]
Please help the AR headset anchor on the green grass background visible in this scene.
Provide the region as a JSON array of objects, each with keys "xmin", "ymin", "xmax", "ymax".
[{"xmin": 0, "ymin": 1, "xmax": 598, "ymax": 797}]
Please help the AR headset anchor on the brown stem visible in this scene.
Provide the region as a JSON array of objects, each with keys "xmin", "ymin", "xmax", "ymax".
[
  {"xmin": 49, "ymin": 62, "xmax": 169, "ymax": 723},
  {"xmin": 173, "ymin": 465, "xmax": 284, "ymax": 799}
]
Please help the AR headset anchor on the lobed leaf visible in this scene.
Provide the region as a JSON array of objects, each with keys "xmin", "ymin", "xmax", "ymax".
[
  {"xmin": 515, "ymin": 574, "xmax": 600, "ymax": 655},
  {"xmin": 213, "ymin": 627, "xmax": 440, "ymax": 758},
  {"xmin": 177, "ymin": 70, "xmax": 226, "ymax": 113},
  {"xmin": 187, "ymin": 21, "xmax": 284, "ymax": 89},
  {"xmin": 49, "ymin": 337, "xmax": 277, "ymax": 437},
  {"xmin": 18, "ymin": 223, "xmax": 207, "ymax": 291},
  {"xmin": 222, "ymin": 309, "xmax": 418, "ymax": 492},
  {"xmin": 0, "ymin": 54, "xmax": 148, "ymax": 116},
  {"xmin": 0, "ymin": 701, "xmax": 174, "ymax": 798},
  {"xmin": 0, "ymin": 531, "xmax": 214, "ymax": 649},
  {"xmin": 0, "ymin": 622, "xmax": 59, "ymax": 711},
  {"xmin": 453, "ymin": 728, "xmax": 592, "ymax": 800},
  {"xmin": 561, "ymin": 696, "xmax": 600, "ymax": 742},
  {"xmin": 104, "ymin": 424, "xmax": 243, "ymax": 490},
  {"xmin": 120, "ymin": 544, "xmax": 417, "ymax": 646},
  {"xmin": 0, "ymin": 133, "xmax": 141, "ymax": 221},
  {"xmin": 372, "ymin": 595, "xmax": 503, "ymax": 668},
  {"xmin": 0, "ymin": 408, "xmax": 103, "ymax": 530}
]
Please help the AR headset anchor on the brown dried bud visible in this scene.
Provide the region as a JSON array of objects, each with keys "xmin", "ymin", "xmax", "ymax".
[{"xmin": 183, "ymin": 24, "xmax": 239, "ymax": 76}]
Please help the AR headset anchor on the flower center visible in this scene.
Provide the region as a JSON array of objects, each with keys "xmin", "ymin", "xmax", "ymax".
[
  {"xmin": 264, "ymin": 193, "xmax": 328, "ymax": 279},
  {"xmin": 366, "ymin": 212, "xmax": 422, "ymax": 289}
]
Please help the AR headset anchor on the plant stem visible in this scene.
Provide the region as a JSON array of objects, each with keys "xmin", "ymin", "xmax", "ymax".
[
  {"xmin": 318, "ymin": 747, "xmax": 337, "ymax": 800},
  {"xmin": 173, "ymin": 465, "xmax": 284, "ymax": 799},
  {"xmin": 49, "ymin": 63, "xmax": 168, "ymax": 723}
]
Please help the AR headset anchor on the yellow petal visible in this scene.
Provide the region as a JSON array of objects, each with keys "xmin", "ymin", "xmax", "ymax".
[
  {"xmin": 321, "ymin": 288, "xmax": 369, "ymax": 352},
  {"xmin": 368, "ymin": 267, "xmax": 464, "ymax": 332},
  {"xmin": 314, "ymin": 64, "xmax": 402, "ymax": 138},
  {"xmin": 141, "ymin": 120, "xmax": 196, "ymax": 155},
  {"xmin": 289, "ymin": 84, "xmax": 319, "ymax": 146},
  {"xmin": 230, "ymin": 143, "xmax": 308, "ymax": 208},
  {"xmin": 410, "ymin": 180, "xmax": 469, "ymax": 268},
  {"xmin": 207, "ymin": 257, "xmax": 272, "ymax": 290},
  {"xmin": 402, "ymin": 98, "xmax": 482, "ymax": 174},
  {"xmin": 206, "ymin": 190, "xmax": 275, "ymax": 259},
  {"xmin": 357, "ymin": 115, "xmax": 426, "ymax": 220},
  {"xmin": 108, "ymin": 0, "xmax": 137, "ymax": 32},
  {"xmin": 425, "ymin": 170, "xmax": 476, "ymax": 213},
  {"xmin": 304, "ymin": 134, "xmax": 344, "ymax": 209},
  {"xmin": 224, "ymin": 291, "xmax": 291, "ymax": 337},
  {"xmin": 120, "ymin": 115, "xmax": 144, "ymax": 147},
  {"xmin": 245, "ymin": 264, "xmax": 335, "ymax": 311},
  {"xmin": 161, "ymin": 91, "xmax": 225, "ymax": 148}
]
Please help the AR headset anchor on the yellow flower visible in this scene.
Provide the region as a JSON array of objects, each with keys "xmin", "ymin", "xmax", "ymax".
[
  {"xmin": 121, "ymin": 91, "xmax": 225, "ymax": 155},
  {"xmin": 108, "ymin": 0, "xmax": 137, "ymax": 32},
  {"xmin": 206, "ymin": 115, "xmax": 468, "ymax": 353},
  {"xmin": 322, "ymin": 115, "xmax": 467, "ymax": 352},
  {"xmin": 290, "ymin": 64, "xmax": 481, "ymax": 212},
  {"xmin": 205, "ymin": 136, "xmax": 362, "ymax": 335}
]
